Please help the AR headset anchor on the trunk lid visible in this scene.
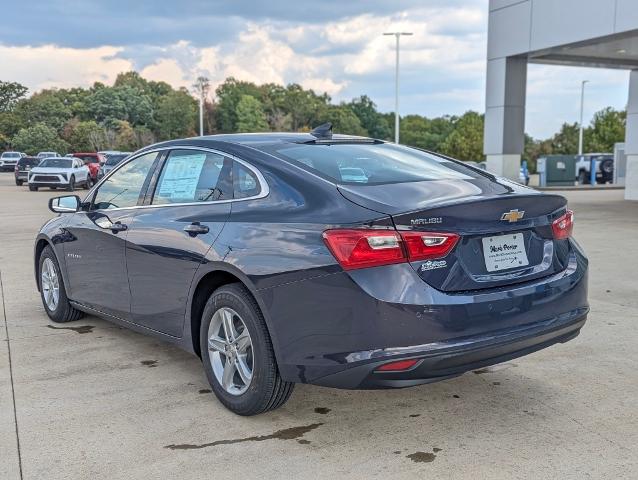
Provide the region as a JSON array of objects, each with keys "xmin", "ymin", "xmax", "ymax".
[{"xmin": 339, "ymin": 179, "xmax": 571, "ymax": 292}]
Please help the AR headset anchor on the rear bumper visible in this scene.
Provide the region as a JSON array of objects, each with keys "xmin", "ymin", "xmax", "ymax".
[
  {"xmin": 261, "ymin": 240, "xmax": 588, "ymax": 389},
  {"xmin": 311, "ymin": 308, "xmax": 586, "ymax": 389}
]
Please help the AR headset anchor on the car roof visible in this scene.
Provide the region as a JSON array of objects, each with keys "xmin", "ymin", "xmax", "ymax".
[{"xmin": 153, "ymin": 132, "xmax": 378, "ymax": 149}]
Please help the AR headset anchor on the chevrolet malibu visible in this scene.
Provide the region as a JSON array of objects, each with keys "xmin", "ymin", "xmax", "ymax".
[{"xmin": 34, "ymin": 126, "xmax": 588, "ymax": 415}]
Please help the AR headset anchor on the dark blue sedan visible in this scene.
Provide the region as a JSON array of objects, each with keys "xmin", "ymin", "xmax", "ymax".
[{"xmin": 34, "ymin": 125, "xmax": 588, "ymax": 415}]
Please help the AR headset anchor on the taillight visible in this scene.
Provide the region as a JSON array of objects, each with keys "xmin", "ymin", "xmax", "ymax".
[
  {"xmin": 322, "ymin": 229, "xmax": 405, "ymax": 270},
  {"xmin": 323, "ymin": 229, "xmax": 460, "ymax": 270},
  {"xmin": 400, "ymin": 231, "xmax": 460, "ymax": 262},
  {"xmin": 552, "ymin": 209, "xmax": 574, "ymax": 240}
]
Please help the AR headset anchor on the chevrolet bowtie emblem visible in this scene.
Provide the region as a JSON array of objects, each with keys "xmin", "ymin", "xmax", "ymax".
[{"xmin": 501, "ymin": 209, "xmax": 525, "ymax": 222}]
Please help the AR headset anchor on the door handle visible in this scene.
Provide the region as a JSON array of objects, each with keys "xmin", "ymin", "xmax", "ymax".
[{"xmin": 183, "ymin": 222, "xmax": 209, "ymax": 237}]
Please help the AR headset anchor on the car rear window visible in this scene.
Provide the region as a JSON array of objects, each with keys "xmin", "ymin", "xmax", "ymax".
[
  {"xmin": 39, "ymin": 158, "xmax": 72, "ymax": 168},
  {"xmin": 105, "ymin": 154, "xmax": 128, "ymax": 166},
  {"xmin": 75, "ymin": 155, "xmax": 98, "ymax": 163},
  {"xmin": 267, "ymin": 143, "xmax": 479, "ymax": 185},
  {"xmin": 2, "ymin": 152, "xmax": 20, "ymax": 158},
  {"xmin": 18, "ymin": 158, "xmax": 40, "ymax": 167}
]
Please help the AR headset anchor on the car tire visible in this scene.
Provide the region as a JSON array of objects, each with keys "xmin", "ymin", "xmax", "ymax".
[
  {"xmin": 577, "ymin": 170, "xmax": 588, "ymax": 184},
  {"xmin": 68, "ymin": 176, "xmax": 75, "ymax": 191},
  {"xmin": 199, "ymin": 283, "xmax": 294, "ymax": 416},
  {"xmin": 29, "ymin": 185, "xmax": 38, "ymax": 191},
  {"xmin": 38, "ymin": 246, "xmax": 84, "ymax": 323},
  {"xmin": 15, "ymin": 180, "xmax": 23, "ymax": 186}
]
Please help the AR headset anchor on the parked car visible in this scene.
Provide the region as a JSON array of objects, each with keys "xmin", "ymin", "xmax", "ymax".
[
  {"xmin": 14, "ymin": 156, "xmax": 41, "ymax": 185},
  {"xmin": 35, "ymin": 127, "xmax": 588, "ymax": 415},
  {"xmin": 71, "ymin": 152, "xmax": 100, "ymax": 184},
  {"xmin": 37, "ymin": 151, "xmax": 60, "ymax": 159},
  {"xmin": 0, "ymin": 151, "xmax": 25, "ymax": 171},
  {"xmin": 97, "ymin": 152, "xmax": 131, "ymax": 178},
  {"xmin": 575, "ymin": 153, "xmax": 614, "ymax": 184},
  {"xmin": 28, "ymin": 157, "xmax": 91, "ymax": 191}
]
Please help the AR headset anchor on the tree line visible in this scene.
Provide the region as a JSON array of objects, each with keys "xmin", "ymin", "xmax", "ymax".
[{"xmin": 0, "ymin": 72, "xmax": 627, "ymax": 172}]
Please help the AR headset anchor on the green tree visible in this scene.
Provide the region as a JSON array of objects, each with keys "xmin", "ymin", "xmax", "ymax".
[
  {"xmin": 550, "ymin": 122, "xmax": 579, "ymax": 154},
  {"xmin": 12, "ymin": 123, "xmax": 69, "ymax": 155},
  {"xmin": 282, "ymin": 83, "xmax": 330, "ymax": 131},
  {"xmin": 155, "ymin": 89, "xmax": 197, "ymax": 140},
  {"xmin": 318, "ymin": 105, "xmax": 367, "ymax": 136},
  {"xmin": 215, "ymin": 78, "xmax": 263, "ymax": 132},
  {"xmin": 400, "ymin": 115, "xmax": 455, "ymax": 151},
  {"xmin": 347, "ymin": 95, "xmax": 391, "ymax": 139},
  {"xmin": 0, "ymin": 81, "xmax": 28, "ymax": 112},
  {"xmin": 587, "ymin": 107, "xmax": 625, "ymax": 153},
  {"xmin": 63, "ymin": 120, "xmax": 106, "ymax": 151},
  {"xmin": 86, "ymin": 86, "xmax": 153, "ymax": 127},
  {"xmin": 236, "ymin": 95, "xmax": 269, "ymax": 132},
  {"xmin": 439, "ymin": 111, "xmax": 484, "ymax": 161},
  {"xmin": 14, "ymin": 90, "xmax": 72, "ymax": 132}
]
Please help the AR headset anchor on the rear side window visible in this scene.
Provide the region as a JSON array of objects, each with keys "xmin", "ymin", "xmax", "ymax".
[
  {"xmin": 233, "ymin": 162, "xmax": 261, "ymax": 199},
  {"xmin": 152, "ymin": 150, "xmax": 233, "ymax": 205},
  {"xmin": 268, "ymin": 143, "xmax": 478, "ymax": 185}
]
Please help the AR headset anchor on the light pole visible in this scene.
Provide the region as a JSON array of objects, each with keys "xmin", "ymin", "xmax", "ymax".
[
  {"xmin": 578, "ymin": 80, "xmax": 589, "ymax": 156},
  {"xmin": 198, "ymin": 79, "xmax": 204, "ymax": 137},
  {"xmin": 383, "ymin": 32, "xmax": 412, "ymax": 144}
]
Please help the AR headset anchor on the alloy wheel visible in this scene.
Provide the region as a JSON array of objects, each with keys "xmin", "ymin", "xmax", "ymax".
[
  {"xmin": 207, "ymin": 307, "xmax": 254, "ymax": 395},
  {"xmin": 41, "ymin": 257, "xmax": 60, "ymax": 311}
]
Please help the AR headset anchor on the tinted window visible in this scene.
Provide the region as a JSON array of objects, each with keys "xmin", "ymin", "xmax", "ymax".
[
  {"xmin": 76, "ymin": 155, "xmax": 98, "ymax": 163},
  {"xmin": 18, "ymin": 158, "xmax": 40, "ymax": 167},
  {"xmin": 105, "ymin": 154, "xmax": 128, "ymax": 166},
  {"xmin": 233, "ymin": 162, "xmax": 261, "ymax": 199},
  {"xmin": 92, "ymin": 152, "xmax": 157, "ymax": 210},
  {"xmin": 268, "ymin": 143, "xmax": 477, "ymax": 185},
  {"xmin": 152, "ymin": 150, "xmax": 233, "ymax": 204},
  {"xmin": 39, "ymin": 158, "xmax": 72, "ymax": 168}
]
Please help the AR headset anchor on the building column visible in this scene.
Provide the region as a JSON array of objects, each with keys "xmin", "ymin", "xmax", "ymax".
[
  {"xmin": 484, "ymin": 56, "xmax": 527, "ymax": 181},
  {"xmin": 625, "ymin": 70, "xmax": 638, "ymax": 200}
]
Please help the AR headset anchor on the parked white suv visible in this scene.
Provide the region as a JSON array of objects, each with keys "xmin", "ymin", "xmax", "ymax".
[
  {"xmin": 28, "ymin": 157, "xmax": 91, "ymax": 191},
  {"xmin": 0, "ymin": 151, "xmax": 25, "ymax": 171}
]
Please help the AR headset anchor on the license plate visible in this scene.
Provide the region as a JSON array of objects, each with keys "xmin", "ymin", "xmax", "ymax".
[{"xmin": 482, "ymin": 233, "xmax": 529, "ymax": 272}]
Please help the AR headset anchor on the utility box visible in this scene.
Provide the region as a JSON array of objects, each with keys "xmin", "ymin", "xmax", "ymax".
[{"xmin": 538, "ymin": 155, "xmax": 576, "ymax": 187}]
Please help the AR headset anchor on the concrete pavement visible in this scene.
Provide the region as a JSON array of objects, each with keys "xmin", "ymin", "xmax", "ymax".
[{"xmin": 1, "ymin": 174, "xmax": 637, "ymax": 479}]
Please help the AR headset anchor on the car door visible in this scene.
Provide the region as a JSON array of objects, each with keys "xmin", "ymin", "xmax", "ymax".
[
  {"xmin": 62, "ymin": 151, "xmax": 160, "ymax": 319},
  {"xmin": 125, "ymin": 148, "xmax": 233, "ymax": 336}
]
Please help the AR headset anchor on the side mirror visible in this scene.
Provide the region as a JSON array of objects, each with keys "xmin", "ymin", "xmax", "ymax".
[{"xmin": 49, "ymin": 195, "xmax": 80, "ymax": 213}]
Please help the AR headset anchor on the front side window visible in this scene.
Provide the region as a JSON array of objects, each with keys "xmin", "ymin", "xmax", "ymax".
[
  {"xmin": 92, "ymin": 152, "xmax": 157, "ymax": 210},
  {"xmin": 152, "ymin": 150, "xmax": 233, "ymax": 205}
]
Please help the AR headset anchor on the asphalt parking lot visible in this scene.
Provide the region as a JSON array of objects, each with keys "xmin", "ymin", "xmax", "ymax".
[{"xmin": 1, "ymin": 173, "xmax": 637, "ymax": 480}]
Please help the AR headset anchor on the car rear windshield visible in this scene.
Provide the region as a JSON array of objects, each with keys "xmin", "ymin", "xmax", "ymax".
[
  {"xmin": 75, "ymin": 155, "xmax": 98, "ymax": 163},
  {"xmin": 105, "ymin": 154, "xmax": 128, "ymax": 166},
  {"xmin": 268, "ymin": 142, "xmax": 481, "ymax": 185},
  {"xmin": 39, "ymin": 158, "xmax": 72, "ymax": 168},
  {"xmin": 18, "ymin": 158, "xmax": 40, "ymax": 167}
]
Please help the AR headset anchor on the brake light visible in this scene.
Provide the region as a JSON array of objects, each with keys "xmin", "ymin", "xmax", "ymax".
[
  {"xmin": 375, "ymin": 358, "xmax": 419, "ymax": 372},
  {"xmin": 323, "ymin": 229, "xmax": 460, "ymax": 270},
  {"xmin": 552, "ymin": 209, "xmax": 574, "ymax": 240},
  {"xmin": 322, "ymin": 229, "xmax": 405, "ymax": 270},
  {"xmin": 400, "ymin": 231, "xmax": 460, "ymax": 262}
]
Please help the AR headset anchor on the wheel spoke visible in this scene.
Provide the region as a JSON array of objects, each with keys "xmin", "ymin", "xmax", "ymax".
[
  {"xmin": 235, "ymin": 330, "xmax": 251, "ymax": 353},
  {"xmin": 221, "ymin": 310, "xmax": 236, "ymax": 343},
  {"xmin": 221, "ymin": 358, "xmax": 236, "ymax": 390},
  {"xmin": 235, "ymin": 356, "xmax": 252, "ymax": 385},
  {"xmin": 208, "ymin": 336, "xmax": 227, "ymax": 353}
]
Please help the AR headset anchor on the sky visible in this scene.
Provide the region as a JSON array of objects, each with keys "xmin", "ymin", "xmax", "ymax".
[{"xmin": 0, "ymin": 0, "xmax": 630, "ymax": 139}]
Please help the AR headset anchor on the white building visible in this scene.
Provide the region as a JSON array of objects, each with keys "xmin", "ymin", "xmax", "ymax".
[{"xmin": 484, "ymin": 0, "xmax": 638, "ymax": 199}]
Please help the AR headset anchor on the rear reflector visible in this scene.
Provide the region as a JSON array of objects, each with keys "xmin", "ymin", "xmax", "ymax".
[
  {"xmin": 552, "ymin": 209, "xmax": 574, "ymax": 240},
  {"xmin": 323, "ymin": 229, "xmax": 460, "ymax": 270},
  {"xmin": 400, "ymin": 231, "xmax": 460, "ymax": 262},
  {"xmin": 322, "ymin": 229, "xmax": 405, "ymax": 270},
  {"xmin": 375, "ymin": 359, "xmax": 419, "ymax": 372}
]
